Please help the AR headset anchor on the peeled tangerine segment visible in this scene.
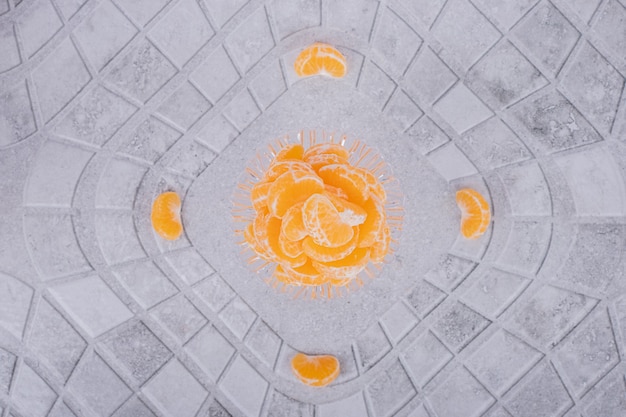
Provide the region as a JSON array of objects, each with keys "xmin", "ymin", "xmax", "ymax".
[
  {"xmin": 291, "ymin": 352, "xmax": 340, "ymax": 387},
  {"xmin": 279, "ymin": 231, "xmax": 304, "ymax": 258},
  {"xmin": 265, "ymin": 160, "xmax": 315, "ymax": 182},
  {"xmin": 358, "ymin": 196, "xmax": 385, "ymax": 248},
  {"xmin": 313, "ymin": 247, "xmax": 370, "ymax": 284},
  {"xmin": 370, "ymin": 225, "xmax": 390, "ymax": 263},
  {"xmin": 356, "ymin": 167, "xmax": 387, "ymax": 203},
  {"xmin": 284, "ymin": 260, "xmax": 330, "ymax": 286},
  {"xmin": 456, "ymin": 188, "xmax": 491, "ymax": 239},
  {"xmin": 250, "ymin": 181, "xmax": 271, "ymax": 211},
  {"xmin": 253, "ymin": 208, "xmax": 274, "ymax": 261},
  {"xmin": 324, "ymin": 191, "xmax": 366, "ymax": 226},
  {"xmin": 268, "ymin": 170, "xmax": 324, "ymax": 218},
  {"xmin": 245, "ymin": 223, "xmax": 270, "ymax": 260},
  {"xmin": 275, "ymin": 143, "xmax": 305, "ymax": 161},
  {"xmin": 266, "ymin": 216, "xmax": 307, "ymax": 268},
  {"xmin": 303, "ymin": 143, "xmax": 350, "ymax": 161},
  {"xmin": 303, "ymin": 227, "xmax": 359, "ymax": 263},
  {"xmin": 306, "ymin": 153, "xmax": 349, "ymax": 173},
  {"xmin": 281, "ymin": 202, "xmax": 308, "ymax": 242},
  {"xmin": 302, "ymin": 193, "xmax": 354, "ymax": 248},
  {"xmin": 151, "ymin": 191, "xmax": 183, "ymax": 240},
  {"xmin": 294, "ymin": 43, "xmax": 347, "ymax": 78},
  {"xmin": 318, "ymin": 164, "xmax": 368, "ymax": 205}
]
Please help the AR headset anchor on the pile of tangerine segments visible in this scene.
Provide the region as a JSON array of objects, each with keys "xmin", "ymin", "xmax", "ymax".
[{"xmin": 233, "ymin": 131, "xmax": 404, "ymax": 299}]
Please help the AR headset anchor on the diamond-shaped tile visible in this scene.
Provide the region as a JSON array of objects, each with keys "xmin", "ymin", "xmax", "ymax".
[
  {"xmin": 497, "ymin": 161, "xmax": 551, "ymax": 216},
  {"xmin": 466, "ymin": 329, "xmax": 541, "ymax": 395},
  {"xmin": 583, "ymin": 372, "xmax": 626, "ymax": 417},
  {"xmin": 266, "ymin": 390, "xmax": 313, "ymax": 417},
  {"xmin": 472, "ymin": 0, "xmax": 537, "ymax": 30},
  {"xmin": 28, "ymin": 300, "xmax": 86, "ymax": 382},
  {"xmin": 33, "ymin": 38, "xmax": 92, "ymax": 121},
  {"xmin": 118, "ymin": 116, "xmax": 181, "ymax": 163},
  {"xmin": 383, "ymin": 89, "xmax": 423, "ymax": 131},
  {"xmin": 427, "ymin": 142, "xmax": 478, "ymax": 182},
  {"xmin": 143, "ymin": 360, "xmax": 207, "ymax": 417},
  {"xmin": 434, "ymin": 83, "xmax": 493, "ymax": 134},
  {"xmin": 218, "ymin": 297, "xmax": 257, "ymax": 340},
  {"xmin": 115, "ymin": 0, "xmax": 170, "ymax": 27},
  {"xmin": 0, "ymin": 23, "xmax": 21, "ymax": 73},
  {"xmin": 425, "ymin": 254, "xmax": 476, "ymax": 292},
  {"xmin": 151, "ymin": 295, "xmax": 207, "ymax": 342},
  {"xmin": 497, "ymin": 221, "xmax": 552, "ymax": 275},
  {"xmin": 404, "ymin": 47, "xmax": 457, "ymax": 106},
  {"xmin": 357, "ymin": 60, "xmax": 396, "ymax": 110},
  {"xmin": 0, "ymin": 81, "xmax": 36, "ymax": 148},
  {"xmin": 406, "ymin": 116, "xmax": 450, "ymax": 155},
  {"xmin": 318, "ymin": 391, "xmax": 368, "ymax": 417},
  {"xmin": 112, "ymin": 396, "xmax": 156, "ymax": 417},
  {"xmin": 191, "ymin": 46, "xmax": 240, "ymax": 104},
  {"xmin": 17, "ymin": 0, "xmax": 62, "ymax": 58},
  {"xmin": 54, "ymin": 85, "xmax": 137, "ymax": 147},
  {"xmin": 0, "ymin": 272, "xmax": 33, "ymax": 340},
  {"xmin": 405, "ymin": 279, "xmax": 447, "ymax": 317},
  {"xmin": 48, "ymin": 402, "xmax": 78, "ymax": 417},
  {"xmin": 505, "ymin": 285, "xmax": 596, "ymax": 348},
  {"xmin": 467, "ymin": 41, "xmax": 548, "ymax": 110},
  {"xmin": 560, "ymin": 42, "xmax": 624, "ymax": 134},
  {"xmin": 186, "ymin": 324, "xmax": 234, "ymax": 381},
  {"xmin": 0, "ymin": 348, "xmax": 16, "ymax": 394},
  {"xmin": 271, "ymin": 0, "xmax": 320, "ymax": 40},
  {"xmin": 508, "ymin": 89, "xmax": 601, "ymax": 155},
  {"xmin": 96, "ymin": 158, "xmax": 146, "ymax": 209},
  {"xmin": 366, "ymin": 360, "xmax": 417, "ymax": 417},
  {"xmin": 220, "ymin": 355, "xmax": 268, "ymax": 417},
  {"xmin": 149, "ymin": 0, "xmax": 214, "ymax": 66},
  {"xmin": 196, "ymin": 114, "xmax": 239, "ymax": 153},
  {"xmin": 24, "ymin": 213, "xmax": 92, "ymax": 279},
  {"xmin": 74, "ymin": 0, "xmax": 137, "ymax": 70},
  {"xmin": 593, "ymin": 1, "xmax": 626, "ymax": 64},
  {"xmin": 432, "ymin": 0, "xmax": 500, "ymax": 71},
  {"xmin": 355, "ymin": 322, "xmax": 392, "ymax": 371},
  {"xmin": 203, "ymin": 0, "xmax": 248, "ymax": 28},
  {"xmin": 462, "ymin": 269, "xmax": 530, "ymax": 318},
  {"xmin": 67, "ymin": 352, "xmax": 132, "ymax": 416},
  {"xmin": 54, "ymin": 0, "xmax": 87, "ymax": 19},
  {"xmin": 106, "ymin": 39, "xmax": 177, "ymax": 103},
  {"xmin": 102, "ymin": 320, "xmax": 172, "ymax": 384},
  {"xmin": 554, "ymin": 309, "xmax": 619, "ymax": 396},
  {"xmin": 249, "ymin": 60, "xmax": 287, "ymax": 110},
  {"xmin": 225, "ymin": 7, "xmax": 274, "ymax": 73},
  {"xmin": 397, "ymin": 0, "xmax": 446, "ymax": 28},
  {"xmin": 402, "ymin": 331, "xmax": 453, "ymax": 387},
  {"xmin": 223, "ymin": 89, "xmax": 261, "ymax": 131},
  {"xmin": 114, "ymin": 260, "xmax": 178, "ymax": 308},
  {"xmin": 372, "ymin": 7, "xmax": 422, "ymax": 76},
  {"xmin": 50, "ymin": 275, "xmax": 133, "ymax": 337},
  {"xmin": 193, "ymin": 273, "xmax": 235, "ymax": 312},
  {"xmin": 431, "ymin": 301, "xmax": 490, "ymax": 351},
  {"xmin": 327, "ymin": 0, "xmax": 378, "ymax": 40},
  {"xmin": 504, "ymin": 361, "xmax": 573, "ymax": 417},
  {"xmin": 96, "ymin": 212, "xmax": 146, "ymax": 264},
  {"xmin": 428, "ymin": 366, "xmax": 494, "ymax": 417},
  {"xmin": 245, "ymin": 320, "xmax": 282, "ymax": 368},
  {"xmin": 205, "ymin": 399, "xmax": 233, "ymax": 417},
  {"xmin": 512, "ymin": 1, "xmax": 580, "ymax": 76},
  {"xmin": 380, "ymin": 302, "xmax": 418, "ymax": 344},
  {"xmin": 157, "ymin": 82, "xmax": 211, "ymax": 130},
  {"xmin": 165, "ymin": 249, "xmax": 214, "ymax": 285},
  {"xmin": 12, "ymin": 364, "xmax": 57, "ymax": 417}
]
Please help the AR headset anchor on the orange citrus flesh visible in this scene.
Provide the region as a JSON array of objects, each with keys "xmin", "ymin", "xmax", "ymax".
[
  {"xmin": 242, "ymin": 141, "xmax": 391, "ymax": 289},
  {"xmin": 456, "ymin": 188, "xmax": 491, "ymax": 239},
  {"xmin": 291, "ymin": 353, "xmax": 340, "ymax": 387},
  {"xmin": 151, "ymin": 192, "xmax": 183, "ymax": 240},
  {"xmin": 294, "ymin": 43, "xmax": 347, "ymax": 78}
]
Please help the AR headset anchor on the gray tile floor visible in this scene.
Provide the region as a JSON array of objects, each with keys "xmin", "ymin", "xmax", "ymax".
[{"xmin": 1, "ymin": 0, "xmax": 626, "ymax": 416}]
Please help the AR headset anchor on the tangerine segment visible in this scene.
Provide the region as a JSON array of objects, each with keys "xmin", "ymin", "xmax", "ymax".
[
  {"xmin": 244, "ymin": 223, "xmax": 270, "ymax": 260},
  {"xmin": 281, "ymin": 202, "xmax": 308, "ymax": 242},
  {"xmin": 318, "ymin": 164, "xmax": 368, "ymax": 205},
  {"xmin": 268, "ymin": 170, "xmax": 324, "ymax": 218},
  {"xmin": 253, "ymin": 208, "xmax": 274, "ymax": 261},
  {"xmin": 302, "ymin": 227, "xmax": 359, "ymax": 263},
  {"xmin": 250, "ymin": 181, "xmax": 271, "ymax": 212},
  {"xmin": 265, "ymin": 161, "xmax": 315, "ymax": 182},
  {"xmin": 456, "ymin": 189, "xmax": 491, "ymax": 239},
  {"xmin": 274, "ymin": 264, "xmax": 298, "ymax": 285},
  {"xmin": 151, "ymin": 192, "xmax": 183, "ymax": 240},
  {"xmin": 275, "ymin": 143, "xmax": 305, "ymax": 161},
  {"xmin": 313, "ymin": 247, "xmax": 370, "ymax": 280},
  {"xmin": 279, "ymin": 231, "xmax": 304, "ymax": 258},
  {"xmin": 306, "ymin": 154, "xmax": 349, "ymax": 173},
  {"xmin": 266, "ymin": 216, "xmax": 307, "ymax": 268},
  {"xmin": 356, "ymin": 167, "xmax": 387, "ymax": 203},
  {"xmin": 303, "ymin": 143, "xmax": 350, "ymax": 161},
  {"xmin": 302, "ymin": 193, "xmax": 354, "ymax": 247},
  {"xmin": 294, "ymin": 43, "xmax": 347, "ymax": 78},
  {"xmin": 358, "ymin": 196, "xmax": 385, "ymax": 248},
  {"xmin": 291, "ymin": 353, "xmax": 340, "ymax": 387},
  {"xmin": 370, "ymin": 225, "xmax": 390, "ymax": 263},
  {"xmin": 324, "ymin": 191, "xmax": 367, "ymax": 226},
  {"xmin": 324, "ymin": 184, "xmax": 349, "ymax": 200},
  {"xmin": 284, "ymin": 260, "xmax": 330, "ymax": 286}
]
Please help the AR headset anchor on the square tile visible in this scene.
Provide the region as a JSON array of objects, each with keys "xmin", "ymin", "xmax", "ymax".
[
  {"xmin": 504, "ymin": 361, "xmax": 572, "ymax": 417},
  {"xmin": 366, "ymin": 360, "xmax": 417, "ymax": 417},
  {"xmin": 402, "ymin": 331, "xmax": 453, "ymax": 387},
  {"xmin": 28, "ymin": 300, "xmax": 86, "ymax": 382},
  {"xmin": 49, "ymin": 402, "xmax": 78, "ymax": 417},
  {"xmin": 431, "ymin": 301, "xmax": 490, "ymax": 351},
  {"xmin": 196, "ymin": 114, "xmax": 240, "ymax": 152},
  {"xmin": 593, "ymin": 0, "xmax": 626, "ymax": 64},
  {"xmin": 355, "ymin": 323, "xmax": 392, "ymax": 371},
  {"xmin": 0, "ymin": 81, "xmax": 36, "ymax": 147},
  {"xmin": 432, "ymin": 0, "xmax": 500, "ymax": 71},
  {"xmin": 118, "ymin": 116, "xmax": 181, "ymax": 163},
  {"xmin": 223, "ymin": 89, "xmax": 261, "ymax": 131},
  {"xmin": 205, "ymin": 400, "xmax": 233, "ymax": 417},
  {"xmin": 245, "ymin": 320, "xmax": 282, "ymax": 368},
  {"xmin": 266, "ymin": 390, "xmax": 313, "ymax": 417},
  {"xmin": 74, "ymin": 0, "xmax": 137, "ymax": 70},
  {"xmin": 405, "ymin": 278, "xmax": 447, "ymax": 317},
  {"xmin": 220, "ymin": 355, "xmax": 268, "ymax": 417},
  {"xmin": 105, "ymin": 39, "xmax": 177, "ymax": 103},
  {"xmin": 496, "ymin": 221, "xmax": 552, "ymax": 275},
  {"xmin": 143, "ymin": 360, "xmax": 207, "ymax": 417},
  {"xmin": 203, "ymin": 0, "xmax": 248, "ymax": 27},
  {"xmin": 186, "ymin": 324, "xmax": 235, "ymax": 381},
  {"xmin": 461, "ymin": 269, "xmax": 530, "ymax": 318},
  {"xmin": 102, "ymin": 320, "xmax": 172, "ymax": 384},
  {"xmin": 157, "ymin": 82, "xmax": 211, "ymax": 130},
  {"xmin": 428, "ymin": 366, "xmax": 494, "ymax": 417},
  {"xmin": 12, "ymin": 364, "xmax": 57, "ymax": 417},
  {"xmin": 383, "ymin": 89, "xmax": 423, "ymax": 131},
  {"xmin": 497, "ymin": 161, "xmax": 551, "ymax": 216},
  {"xmin": 191, "ymin": 47, "xmax": 240, "ymax": 104},
  {"xmin": 471, "ymin": 0, "xmax": 537, "ymax": 30},
  {"xmin": 193, "ymin": 273, "xmax": 236, "ymax": 312},
  {"xmin": 467, "ymin": 41, "xmax": 548, "ymax": 110},
  {"xmin": 95, "ymin": 212, "xmax": 146, "ymax": 264},
  {"xmin": 426, "ymin": 142, "xmax": 478, "ymax": 182},
  {"xmin": 405, "ymin": 117, "xmax": 450, "ymax": 155},
  {"xmin": 67, "ymin": 352, "xmax": 132, "ymax": 416},
  {"xmin": 96, "ymin": 158, "xmax": 146, "ymax": 209},
  {"xmin": 112, "ymin": 397, "xmax": 156, "ymax": 417},
  {"xmin": 397, "ymin": 0, "xmax": 446, "ymax": 28},
  {"xmin": 17, "ymin": 0, "xmax": 63, "ymax": 58},
  {"xmin": 327, "ymin": 0, "xmax": 378, "ymax": 40},
  {"xmin": 433, "ymin": 83, "xmax": 493, "ymax": 133},
  {"xmin": 113, "ymin": 260, "xmax": 178, "ymax": 308},
  {"xmin": 225, "ymin": 7, "xmax": 274, "ymax": 73},
  {"xmin": 317, "ymin": 391, "xmax": 368, "ymax": 417},
  {"xmin": 466, "ymin": 329, "xmax": 541, "ymax": 395},
  {"xmin": 372, "ymin": 7, "xmax": 422, "ymax": 76},
  {"xmin": 380, "ymin": 302, "xmax": 418, "ymax": 344},
  {"xmin": 512, "ymin": 1, "xmax": 580, "ymax": 76},
  {"xmin": 249, "ymin": 60, "xmax": 286, "ymax": 109},
  {"xmin": 568, "ymin": 0, "xmax": 602, "ymax": 24},
  {"xmin": 404, "ymin": 47, "xmax": 457, "ymax": 106},
  {"xmin": 149, "ymin": 0, "xmax": 214, "ymax": 66},
  {"xmin": 425, "ymin": 254, "xmax": 476, "ymax": 292},
  {"xmin": 0, "ymin": 272, "xmax": 33, "ymax": 340},
  {"xmin": 271, "ymin": 0, "xmax": 320, "ymax": 39},
  {"xmin": 583, "ymin": 373, "xmax": 626, "ymax": 417},
  {"xmin": 218, "ymin": 297, "xmax": 257, "ymax": 340},
  {"xmin": 560, "ymin": 42, "xmax": 624, "ymax": 134},
  {"xmin": 115, "ymin": 0, "xmax": 171, "ymax": 27},
  {"xmin": 32, "ymin": 38, "xmax": 91, "ymax": 121},
  {"xmin": 54, "ymin": 0, "xmax": 87, "ymax": 19},
  {"xmin": 151, "ymin": 295, "xmax": 207, "ymax": 343},
  {"xmin": 165, "ymin": 249, "xmax": 214, "ymax": 285},
  {"xmin": 357, "ymin": 60, "xmax": 396, "ymax": 110},
  {"xmin": 50, "ymin": 275, "xmax": 133, "ymax": 337}
]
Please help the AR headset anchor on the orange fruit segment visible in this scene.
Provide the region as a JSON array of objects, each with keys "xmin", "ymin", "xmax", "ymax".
[
  {"xmin": 151, "ymin": 192, "xmax": 183, "ymax": 240},
  {"xmin": 357, "ymin": 196, "xmax": 384, "ymax": 248},
  {"xmin": 318, "ymin": 164, "xmax": 368, "ymax": 205},
  {"xmin": 313, "ymin": 247, "xmax": 370, "ymax": 282},
  {"xmin": 266, "ymin": 216, "xmax": 307, "ymax": 268},
  {"xmin": 265, "ymin": 161, "xmax": 314, "ymax": 182},
  {"xmin": 306, "ymin": 153, "xmax": 349, "ymax": 173},
  {"xmin": 284, "ymin": 260, "xmax": 330, "ymax": 286},
  {"xmin": 268, "ymin": 170, "xmax": 324, "ymax": 218},
  {"xmin": 250, "ymin": 181, "xmax": 271, "ymax": 212},
  {"xmin": 275, "ymin": 143, "xmax": 305, "ymax": 161},
  {"xmin": 294, "ymin": 43, "xmax": 347, "ymax": 78},
  {"xmin": 302, "ymin": 227, "xmax": 359, "ymax": 263},
  {"xmin": 303, "ymin": 143, "xmax": 350, "ymax": 161},
  {"xmin": 356, "ymin": 167, "xmax": 387, "ymax": 203},
  {"xmin": 370, "ymin": 225, "xmax": 390, "ymax": 263},
  {"xmin": 279, "ymin": 232, "xmax": 304, "ymax": 258},
  {"xmin": 291, "ymin": 352, "xmax": 340, "ymax": 387},
  {"xmin": 324, "ymin": 184, "xmax": 349, "ymax": 200},
  {"xmin": 324, "ymin": 191, "xmax": 367, "ymax": 226},
  {"xmin": 281, "ymin": 202, "xmax": 308, "ymax": 242},
  {"xmin": 456, "ymin": 189, "xmax": 491, "ymax": 239},
  {"xmin": 302, "ymin": 193, "xmax": 354, "ymax": 247}
]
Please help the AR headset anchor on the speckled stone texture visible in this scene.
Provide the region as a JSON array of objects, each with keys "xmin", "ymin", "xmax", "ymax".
[{"xmin": 1, "ymin": 0, "xmax": 626, "ymax": 416}]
